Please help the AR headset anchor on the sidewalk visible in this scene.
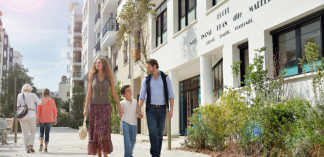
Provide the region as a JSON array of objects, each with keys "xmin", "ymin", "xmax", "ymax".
[{"xmin": 0, "ymin": 127, "xmax": 211, "ymax": 157}]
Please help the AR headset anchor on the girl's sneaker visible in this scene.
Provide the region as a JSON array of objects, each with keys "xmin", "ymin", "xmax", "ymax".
[
  {"xmin": 44, "ymin": 148, "xmax": 48, "ymax": 153},
  {"xmin": 39, "ymin": 144, "xmax": 43, "ymax": 151}
]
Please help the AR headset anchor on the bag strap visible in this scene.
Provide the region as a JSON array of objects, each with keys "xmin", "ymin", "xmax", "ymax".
[{"xmin": 22, "ymin": 94, "xmax": 28, "ymax": 108}]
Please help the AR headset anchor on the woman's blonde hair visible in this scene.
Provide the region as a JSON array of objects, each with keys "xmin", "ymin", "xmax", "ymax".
[
  {"xmin": 89, "ymin": 57, "xmax": 113, "ymax": 79},
  {"xmin": 42, "ymin": 88, "xmax": 50, "ymax": 97},
  {"xmin": 21, "ymin": 84, "xmax": 33, "ymax": 93}
]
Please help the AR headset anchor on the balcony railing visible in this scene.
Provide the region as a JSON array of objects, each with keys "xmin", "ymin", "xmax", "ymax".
[
  {"xmin": 74, "ymin": 27, "xmax": 82, "ymax": 33},
  {"xmin": 68, "ymin": 38, "xmax": 71, "ymax": 45},
  {"xmin": 0, "ymin": 19, "xmax": 2, "ymax": 27},
  {"xmin": 68, "ymin": 25, "xmax": 71, "ymax": 32},
  {"xmin": 95, "ymin": 40, "xmax": 100, "ymax": 53},
  {"xmin": 95, "ymin": 10, "xmax": 101, "ymax": 24},
  {"xmin": 102, "ymin": 18, "xmax": 119, "ymax": 38},
  {"xmin": 73, "ymin": 57, "xmax": 82, "ymax": 63},
  {"xmin": 73, "ymin": 71, "xmax": 81, "ymax": 77},
  {"xmin": 114, "ymin": 66, "xmax": 118, "ymax": 73},
  {"xmin": 74, "ymin": 42, "xmax": 82, "ymax": 48}
]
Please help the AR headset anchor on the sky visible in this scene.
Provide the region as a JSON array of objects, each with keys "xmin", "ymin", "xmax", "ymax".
[{"xmin": 0, "ymin": 0, "xmax": 83, "ymax": 91}]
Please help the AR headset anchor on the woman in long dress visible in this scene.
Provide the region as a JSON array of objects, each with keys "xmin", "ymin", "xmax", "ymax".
[{"xmin": 83, "ymin": 57, "xmax": 123, "ymax": 157}]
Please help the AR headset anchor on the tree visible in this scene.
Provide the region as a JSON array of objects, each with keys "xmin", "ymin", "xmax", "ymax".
[
  {"xmin": 70, "ymin": 85, "xmax": 86, "ymax": 121},
  {"xmin": 52, "ymin": 97, "xmax": 63, "ymax": 116},
  {"xmin": 117, "ymin": 0, "xmax": 157, "ymax": 74},
  {"xmin": 0, "ymin": 64, "xmax": 37, "ymax": 118},
  {"xmin": 62, "ymin": 100, "xmax": 70, "ymax": 112},
  {"xmin": 109, "ymin": 80, "xmax": 122, "ymax": 115}
]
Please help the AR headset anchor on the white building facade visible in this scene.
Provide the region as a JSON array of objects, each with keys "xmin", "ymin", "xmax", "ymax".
[
  {"xmin": 80, "ymin": 0, "xmax": 324, "ymax": 137},
  {"xmin": 59, "ymin": 76, "xmax": 71, "ymax": 102},
  {"xmin": 67, "ymin": 2, "xmax": 84, "ymax": 98},
  {"xmin": 141, "ymin": 0, "xmax": 324, "ymax": 136}
]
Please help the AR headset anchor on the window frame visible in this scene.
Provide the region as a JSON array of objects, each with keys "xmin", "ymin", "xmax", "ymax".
[
  {"xmin": 212, "ymin": 59, "xmax": 223, "ymax": 101},
  {"xmin": 238, "ymin": 42, "xmax": 249, "ymax": 86},
  {"xmin": 272, "ymin": 13, "xmax": 324, "ymax": 77},
  {"xmin": 155, "ymin": 1, "xmax": 167, "ymax": 47},
  {"xmin": 178, "ymin": 0, "xmax": 197, "ymax": 31}
]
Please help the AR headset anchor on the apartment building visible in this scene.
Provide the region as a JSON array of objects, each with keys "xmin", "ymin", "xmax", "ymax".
[
  {"xmin": 67, "ymin": 2, "xmax": 84, "ymax": 98},
  {"xmin": 81, "ymin": 0, "xmax": 324, "ymax": 137}
]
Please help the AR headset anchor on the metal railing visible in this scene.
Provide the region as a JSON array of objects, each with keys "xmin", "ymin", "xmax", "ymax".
[
  {"xmin": 114, "ymin": 66, "xmax": 118, "ymax": 72},
  {"xmin": 95, "ymin": 11, "xmax": 101, "ymax": 24},
  {"xmin": 73, "ymin": 57, "xmax": 82, "ymax": 63},
  {"xmin": 67, "ymin": 52, "xmax": 71, "ymax": 59},
  {"xmin": 67, "ymin": 65, "xmax": 70, "ymax": 72},
  {"xmin": 95, "ymin": 40, "xmax": 100, "ymax": 53},
  {"xmin": 73, "ymin": 71, "xmax": 81, "ymax": 77},
  {"xmin": 68, "ymin": 38, "xmax": 71, "ymax": 45},
  {"xmin": 74, "ymin": 27, "xmax": 82, "ymax": 33},
  {"xmin": 68, "ymin": 25, "xmax": 71, "ymax": 32},
  {"xmin": 102, "ymin": 18, "xmax": 119, "ymax": 38}
]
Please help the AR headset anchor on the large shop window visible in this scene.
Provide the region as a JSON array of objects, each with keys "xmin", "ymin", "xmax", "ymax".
[
  {"xmin": 179, "ymin": 0, "xmax": 196, "ymax": 31},
  {"xmin": 238, "ymin": 43, "xmax": 249, "ymax": 86},
  {"xmin": 272, "ymin": 13, "xmax": 324, "ymax": 77},
  {"xmin": 156, "ymin": 1, "xmax": 167, "ymax": 47},
  {"xmin": 213, "ymin": 0, "xmax": 223, "ymax": 6},
  {"xmin": 213, "ymin": 59, "xmax": 223, "ymax": 101}
]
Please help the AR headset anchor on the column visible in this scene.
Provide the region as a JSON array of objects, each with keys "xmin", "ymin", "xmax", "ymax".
[
  {"xmin": 169, "ymin": 70, "xmax": 180, "ymax": 138},
  {"xmin": 200, "ymin": 55, "xmax": 213, "ymax": 106}
]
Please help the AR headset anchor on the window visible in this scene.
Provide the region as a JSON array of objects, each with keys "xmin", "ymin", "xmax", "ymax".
[
  {"xmin": 239, "ymin": 43, "xmax": 249, "ymax": 86},
  {"xmin": 272, "ymin": 15, "xmax": 324, "ymax": 77},
  {"xmin": 4, "ymin": 50, "xmax": 6, "ymax": 58},
  {"xmin": 156, "ymin": 1, "xmax": 167, "ymax": 47},
  {"xmin": 0, "ymin": 53, "xmax": 1, "ymax": 63},
  {"xmin": 67, "ymin": 92, "xmax": 70, "ymax": 97},
  {"xmin": 3, "ymin": 65, "xmax": 6, "ymax": 71},
  {"xmin": 4, "ymin": 38, "xmax": 7, "ymax": 45},
  {"xmin": 179, "ymin": 0, "xmax": 196, "ymax": 31},
  {"xmin": 115, "ymin": 53, "xmax": 118, "ymax": 67},
  {"xmin": 213, "ymin": 0, "xmax": 223, "ymax": 6},
  {"xmin": 124, "ymin": 41, "xmax": 129, "ymax": 64},
  {"xmin": 212, "ymin": 59, "xmax": 223, "ymax": 101}
]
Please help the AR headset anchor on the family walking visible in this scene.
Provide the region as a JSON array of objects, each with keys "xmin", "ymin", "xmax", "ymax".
[
  {"xmin": 16, "ymin": 57, "xmax": 174, "ymax": 157},
  {"xmin": 83, "ymin": 57, "xmax": 174, "ymax": 157}
]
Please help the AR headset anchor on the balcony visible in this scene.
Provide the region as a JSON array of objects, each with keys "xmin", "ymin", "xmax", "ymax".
[
  {"xmin": 67, "ymin": 65, "xmax": 71, "ymax": 73},
  {"xmin": 102, "ymin": 0, "xmax": 118, "ymax": 14},
  {"xmin": 73, "ymin": 27, "xmax": 82, "ymax": 37},
  {"xmin": 68, "ymin": 25, "xmax": 71, "ymax": 34},
  {"xmin": 101, "ymin": 18, "xmax": 118, "ymax": 46},
  {"xmin": 114, "ymin": 66, "xmax": 118, "ymax": 73},
  {"xmin": 0, "ymin": 19, "xmax": 2, "ymax": 27},
  {"xmin": 73, "ymin": 14, "xmax": 82, "ymax": 22},
  {"xmin": 67, "ymin": 38, "xmax": 71, "ymax": 47},
  {"xmin": 73, "ymin": 42, "xmax": 82, "ymax": 51},
  {"xmin": 67, "ymin": 51, "xmax": 71, "ymax": 60},
  {"xmin": 93, "ymin": 41, "xmax": 108, "ymax": 61},
  {"xmin": 73, "ymin": 57, "xmax": 82, "ymax": 66},
  {"xmin": 72, "ymin": 70, "xmax": 82, "ymax": 81},
  {"xmin": 94, "ymin": 11, "xmax": 101, "ymax": 33}
]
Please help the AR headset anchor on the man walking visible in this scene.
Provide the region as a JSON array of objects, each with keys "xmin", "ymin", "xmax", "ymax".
[{"xmin": 137, "ymin": 59, "xmax": 174, "ymax": 157}]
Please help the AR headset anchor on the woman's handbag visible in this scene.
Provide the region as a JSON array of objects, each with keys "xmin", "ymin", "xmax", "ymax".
[
  {"xmin": 16, "ymin": 94, "xmax": 28, "ymax": 119},
  {"xmin": 79, "ymin": 116, "xmax": 87, "ymax": 140}
]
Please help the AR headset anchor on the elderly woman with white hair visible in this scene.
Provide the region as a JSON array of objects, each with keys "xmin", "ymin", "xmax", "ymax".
[{"xmin": 17, "ymin": 84, "xmax": 52, "ymax": 153}]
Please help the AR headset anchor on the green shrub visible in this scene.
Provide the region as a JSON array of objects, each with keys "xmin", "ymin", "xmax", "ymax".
[{"xmin": 110, "ymin": 114, "xmax": 121, "ymax": 134}]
